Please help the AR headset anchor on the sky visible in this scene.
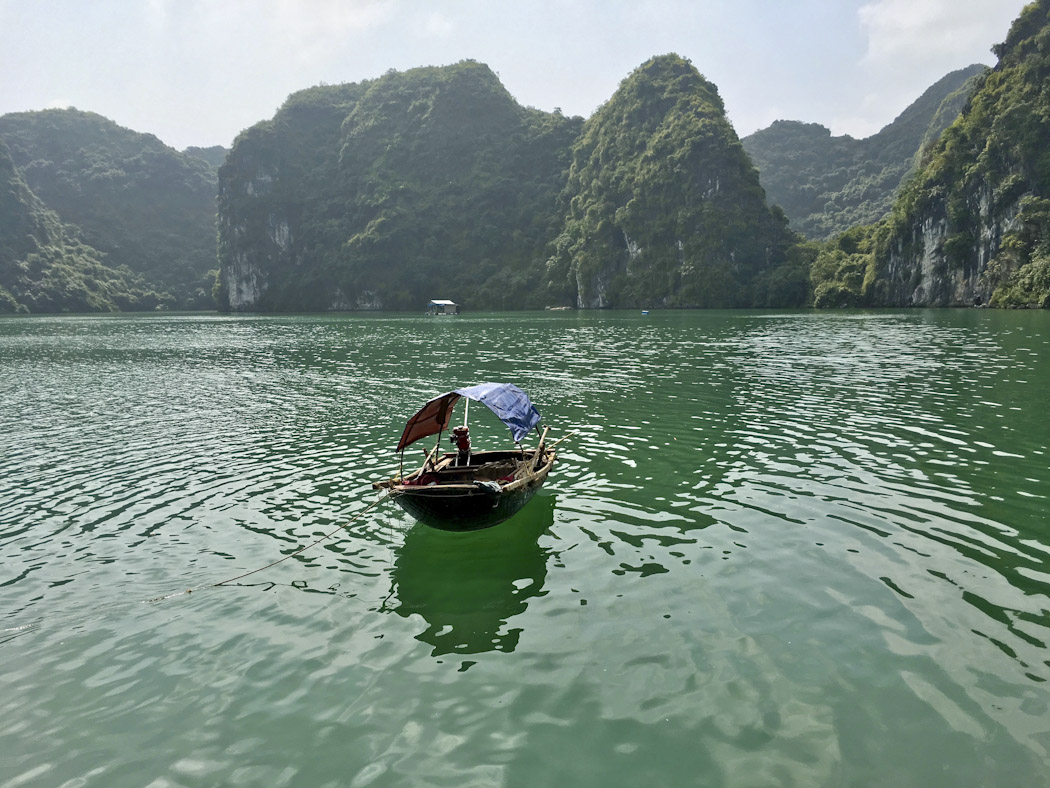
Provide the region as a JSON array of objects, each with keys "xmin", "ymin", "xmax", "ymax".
[{"xmin": 0, "ymin": 0, "xmax": 1031, "ymax": 151}]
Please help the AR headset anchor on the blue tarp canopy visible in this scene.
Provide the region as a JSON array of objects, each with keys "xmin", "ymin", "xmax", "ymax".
[{"xmin": 396, "ymin": 382, "xmax": 541, "ymax": 451}]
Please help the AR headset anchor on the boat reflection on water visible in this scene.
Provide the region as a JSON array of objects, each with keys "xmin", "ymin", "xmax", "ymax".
[{"xmin": 385, "ymin": 494, "xmax": 555, "ymax": 656}]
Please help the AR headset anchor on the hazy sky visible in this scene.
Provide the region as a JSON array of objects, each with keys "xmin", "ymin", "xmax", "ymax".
[{"xmin": 0, "ymin": 0, "xmax": 1030, "ymax": 151}]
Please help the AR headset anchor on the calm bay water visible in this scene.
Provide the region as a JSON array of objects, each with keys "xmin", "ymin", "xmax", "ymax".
[{"xmin": 1, "ymin": 309, "xmax": 1048, "ymax": 787}]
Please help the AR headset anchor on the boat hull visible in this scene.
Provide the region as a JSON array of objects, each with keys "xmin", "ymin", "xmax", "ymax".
[
  {"xmin": 379, "ymin": 449, "xmax": 554, "ymax": 531},
  {"xmin": 391, "ymin": 480, "xmax": 541, "ymax": 531}
]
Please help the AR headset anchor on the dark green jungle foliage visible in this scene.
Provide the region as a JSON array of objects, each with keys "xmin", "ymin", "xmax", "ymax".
[
  {"xmin": 0, "ymin": 140, "xmax": 166, "ymax": 313},
  {"xmin": 546, "ymin": 55, "xmax": 799, "ymax": 309},
  {"xmin": 892, "ymin": 0, "xmax": 1050, "ymax": 306},
  {"xmin": 0, "ymin": 109, "xmax": 219, "ymax": 309},
  {"xmin": 11, "ymin": 2, "xmax": 1050, "ymax": 314},
  {"xmin": 742, "ymin": 65, "xmax": 986, "ymax": 241},
  {"xmin": 218, "ymin": 81, "xmax": 369, "ymax": 309},
  {"xmin": 810, "ymin": 0, "xmax": 1050, "ymax": 308},
  {"xmin": 219, "ymin": 62, "xmax": 582, "ymax": 311},
  {"xmin": 809, "ymin": 225, "xmax": 880, "ymax": 308},
  {"xmin": 183, "ymin": 145, "xmax": 228, "ymax": 169},
  {"xmin": 984, "ymin": 196, "xmax": 1050, "ymax": 307}
]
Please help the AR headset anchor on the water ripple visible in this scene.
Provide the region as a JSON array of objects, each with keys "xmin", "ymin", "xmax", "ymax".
[{"xmin": 2, "ymin": 310, "xmax": 1049, "ymax": 785}]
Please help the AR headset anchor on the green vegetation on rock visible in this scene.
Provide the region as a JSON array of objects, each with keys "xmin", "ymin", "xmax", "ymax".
[
  {"xmin": 219, "ymin": 62, "xmax": 581, "ymax": 311},
  {"xmin": 8, "ymin": 1, "xmax": 1050, "ymax": 313},
  {"xmin": 183, "ymin": 145, "xmax": 228, "ymax": 169},
  {"xmin": 546, "ymin": 55, "xmax": 800, "ymax": 308},
  {"xmin": 810, "ymin": 0, "xmax": 1050, "ymax": 308},
  {"xmin": 0, "ymin": 140, "xmax": 167, "ymax": 313},
  {"xmin": 743, "ymin": 65, "xmax": 986, "ymax": 241},
  {"xmin": 984, "ymin": 196, "xmax": 1050, "ymax": 307},
  {"xmin": 0, "ymin": 109, "xmax": 220, "ymax": 309}
]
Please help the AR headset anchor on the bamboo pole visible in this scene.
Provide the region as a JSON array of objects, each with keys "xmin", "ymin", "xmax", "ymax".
[
  {"xmin": 546, "ymin": 430, "xmax": 578, "ymax": 451},
  {"xmin": 534, "ymin": 425, "xmax": 551, "ymax": 469},
  {"xmin": 419, "ymin": 445, "xmax": 439, "ymax": 473}
]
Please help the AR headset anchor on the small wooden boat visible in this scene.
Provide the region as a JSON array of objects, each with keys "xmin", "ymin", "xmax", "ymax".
[{"xmin": 374, "ymin": 383, "xmax": 556, "ymax": 531}]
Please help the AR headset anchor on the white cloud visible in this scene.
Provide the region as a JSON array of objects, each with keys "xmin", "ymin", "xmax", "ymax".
[
  {"xmin": 0, "ymin": 0, "xmax": 1031, "ymax": 149},
  {"xmin": 415, "ymin": 11, "xmax": 455, "ymax": 38},
  {"xmin": 270, "ymin": 0, "xmax": 400, "ymax": 40},
  {"xmin": 153, "ymin": 0, "xmax": 401, "ymax": 53},
  {"xmin": 146, "ymin": 0, "xmax": 169, "ymax": 28},
  {"xmin": 859, "ymin": 0, "xmax": 1010, "ymax": 65},
  {"xmin": 830, "ymin": 0, "xmax": 1026, "ymax": 139},
  {"xmin": 830, "ymin": 105, "xmax": 892, "ymax": 140}
]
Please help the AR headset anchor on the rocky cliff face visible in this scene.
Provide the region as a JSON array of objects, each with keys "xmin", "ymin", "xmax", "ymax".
[
  {"xmin": 547, "ymin": 54, "xmax": 798, "ymax": 309},
  {"xmin": 0, "ymin": 109, "xmax": 220, "ymax": 308},
  {"xmin": 877, "ymin": 184, "xmax": 1020, "ymax": 306},
  {"xmin": 742, "ymin": 64, "xmax": 986, "ymax": 241},
  {"xmin": 218, "ymin": 160, "xmax": 293, "ymax": 309},
  {"xmin": 220, "ymin": 56, "xmax": 800, "ymax": 313},
  {"xmin": 217, "ymin": 64, "xmax": 580, "ymax": 312},
  {"xmin": 217, "ymin": 82, "xmax": 366, "ymax": 311},
  {"xmin": 866, "ymin": 0, "xmax": 1050, "ymax": 308}
]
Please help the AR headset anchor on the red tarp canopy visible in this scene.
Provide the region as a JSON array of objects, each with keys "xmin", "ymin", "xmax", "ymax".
[
  {"xmin": 395, "ymin": 383, "xmax": 541, "ymax": 452},
  {"xmin": 396, "ymin": 390, "xmax": 461, "ymax": 452}
]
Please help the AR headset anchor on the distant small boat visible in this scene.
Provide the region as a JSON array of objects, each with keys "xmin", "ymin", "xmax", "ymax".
[
  {"xmin": 374, "ymin": 383, "xmax": 557, "ymax": 531},
  {"xmin": 641, "ymin": 310, "xmax": 649, "ymax": 315}
]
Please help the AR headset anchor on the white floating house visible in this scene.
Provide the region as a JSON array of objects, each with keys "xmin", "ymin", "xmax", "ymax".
[{"xmin": 426, "ymin": 299, "xmax": 460, "ymax": 315}]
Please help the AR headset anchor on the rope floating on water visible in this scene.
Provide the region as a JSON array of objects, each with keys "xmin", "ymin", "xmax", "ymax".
[
  {"xmin": 0, "ymin": 495, "xmax": 393, "ymax": 637},
  {"xmin": 146, "ymin": 492, "xmax": 391, "ymax": 603}
]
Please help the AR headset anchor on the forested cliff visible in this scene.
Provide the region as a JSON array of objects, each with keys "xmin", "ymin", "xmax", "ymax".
[
  {"xmin": 546, "ymin": 55, "xmax": 800, "ymax": 309},
  {"xmin": 742, "ymin": 65, "xmax": 986, "ymax": 240},
  {"xmin": 5, "ymin": 1, "xmax": 1049, "ymax": 312},
  {"xmin": 0, "ymin": 139, "xmax": 168, "ymax": 312},
  {"xmin": 811, "ymin": 0, "xmax": 1050, "ymax": 308},
  {"xmin": 0, "ymin": 109, "xmax": 221, "ymax": 310},
  {"xmin": 219, "ymin": 56, "xmax": 800, "ymax": 311},
  {"xmin": 218, "ymin": 62, "xmax": 581, "ymax": 311}
]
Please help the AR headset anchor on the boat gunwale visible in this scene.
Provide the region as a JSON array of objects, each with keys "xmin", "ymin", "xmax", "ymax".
[{"xmin": 377, "ymin": 449, "xmax": 555, "ymax": 496}]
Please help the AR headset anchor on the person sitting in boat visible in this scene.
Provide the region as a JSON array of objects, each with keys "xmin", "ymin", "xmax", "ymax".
[{"xmin": 451, "ymin": 425, "xmax": 470, "ymax": 466}]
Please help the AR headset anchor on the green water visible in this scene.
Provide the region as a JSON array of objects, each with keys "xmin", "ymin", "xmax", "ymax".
[{"xmin": 1, "ymin": 309, "xmax": 1048, "ymax": 787}]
